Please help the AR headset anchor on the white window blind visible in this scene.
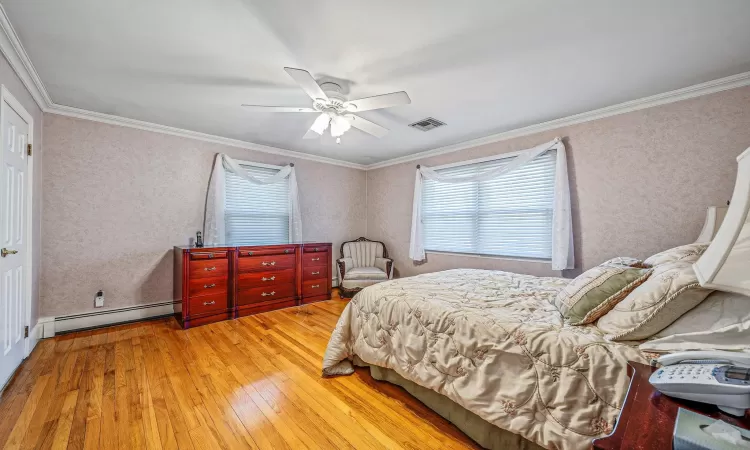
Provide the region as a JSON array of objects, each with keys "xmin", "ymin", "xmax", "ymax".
[
  {"xmin": 224, "ymin": 164, "xmax": 290, "ymax": 245},
  {"xmin": 422, "ymin": 150, "xmax": 557, "ymax": 260}
]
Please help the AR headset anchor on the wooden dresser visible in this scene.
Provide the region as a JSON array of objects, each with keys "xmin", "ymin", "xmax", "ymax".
[{"xmin": 174, "ymin": 242, "xmax": 332, "ymax": 328}]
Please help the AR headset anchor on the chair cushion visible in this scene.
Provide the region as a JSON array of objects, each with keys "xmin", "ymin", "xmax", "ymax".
[
  {"xmin": 343, "ymin": 241, "xmax": 385, "ymax": 268},
  {"xmin": 341, "ymin": 279, "xmax": 384, "ymax": 289},
  {"xmin": 344, "ymin": 266, "xmax": 388, "ymax": 281}
]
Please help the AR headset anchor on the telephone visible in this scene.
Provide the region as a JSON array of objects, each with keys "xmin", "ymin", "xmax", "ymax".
[{"xmin": 649, "ymin": 350, "xmax": 750, "ymax": 416}]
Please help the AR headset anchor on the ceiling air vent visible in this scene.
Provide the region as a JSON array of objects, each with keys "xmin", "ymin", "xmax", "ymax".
[{"xmin": 409, "ymin": 117, "xmax": 446, "ymax": 132}]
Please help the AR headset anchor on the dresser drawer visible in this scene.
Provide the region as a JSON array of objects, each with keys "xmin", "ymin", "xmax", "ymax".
[
  {"xmin": 190, "ymin": 251, "xmax": 228, "ymax": 260},
  {"xmin": 302, "ymin": 252, "xmax": 328, "ymax": 267},
  {"xmin": 302, "ymin": 280, "xmax": 327, "ymax": 297},
  {"xmin": 189, "ymin": 259, "xmax": 229, "ymax": 279},
  {"xmin": 187, "ymin": 292, "xmax": 227, "ymax": 316},
  {"xmin": 238, "ymin": 246, "xmax": 296, "ymax": 257},
  {"xmin": 302, "ymin": 265, "xmax": 327, "ymax": 281},
  {"xmin": 189, "ymin": 276, "xmax": 228, "ymax": 297},
  {"xmin": 238, "ymin": 269, "xmax": 295, "ymax": 290},
  {"xmin": 237, "ymin": 284, "xmax": 296, "ymax": 306},
  {"xmin": 239, "ymin": 254, "xmax": 296, "ymax": 273},
  {"xmin": 303, "ymin": 245, "xmax": 330, "ymax": 253}
]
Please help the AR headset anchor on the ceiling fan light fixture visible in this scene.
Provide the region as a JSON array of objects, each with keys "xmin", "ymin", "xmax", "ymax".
[
  {"xmin": 310, "ymin": 113, "xmax": 331, "ymax": 135},
  {"xmin": 330, "ymin": 115, "xmax": 352, "ymax": 137}
]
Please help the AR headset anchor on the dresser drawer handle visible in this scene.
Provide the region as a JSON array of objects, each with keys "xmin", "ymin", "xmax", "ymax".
[
  {"xmin": 261, "ymin": 291, "xmax": 276, "ymax": 297},
  {"xmin": 315, "ymin": 247, "xmax": 320, "ymax": 251},
  {"xmin": 204, "ymin": 266, "xmax": 217, "ymax": 271},
  {"xmin": 261, "ymin": 276, "xmax": 276, "ymax": 281},
  {"xmin": 203, "ymin": 300, "xmax": 216, "ymax": 306},
  {"xmin": 203, "ymin": 283, "xmax": 216, "ymax": 289},
  {"xmin": 311, "ymin": 258, "xmax": 320, "ymax": 261},
  {"xmin": 311, "ymin": 284, "xmax": 320, "ymax": 289},
  {"xmin": 311, "ymin": 271, "xmax": 320, "ymax": 275},
  {"xmin": 261, "ymin": 261, "xmax": 276, "ymax": 266},
  {"xmin": 246, "ymin": 251, "xmax": 253, "ymax": 256},
  {"xmin": 285, "ymin": 249, "xmax": 291, "ymax": 254}
]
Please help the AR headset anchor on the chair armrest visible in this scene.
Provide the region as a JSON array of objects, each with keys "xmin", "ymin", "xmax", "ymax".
[
  {"xmin": 337, "ymin": 257, "xmax": 354, "ymax": 281},
  {"xmin": 375, "ymin": 257, "xmax": 394, "ymax": 279}
]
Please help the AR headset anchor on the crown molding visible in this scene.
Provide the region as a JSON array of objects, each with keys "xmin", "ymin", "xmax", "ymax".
[
  {"xmin": 1, "ymin": 2, "xmax": 748, "ymax": 172},
  {"xmin": 0, "ymin": 4, "xmax": 51, "ymax": 109},
  {"xmin": 47, "ymin": 104, "xmax": 367, "ymax": 169},
  {"xmin": 365, "ymin": 70, "xmax": 750, "ymax": 170}
]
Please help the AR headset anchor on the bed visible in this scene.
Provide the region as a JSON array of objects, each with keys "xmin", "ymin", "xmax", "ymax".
[{"xmin": 322, "ymin": 269, "xmax": 651, "ymax": 450}]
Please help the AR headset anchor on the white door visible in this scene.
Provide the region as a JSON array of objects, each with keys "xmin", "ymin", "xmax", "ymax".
[{"xmin": 0, "ymin": 98, "xmax": 29, "ymax": 390}]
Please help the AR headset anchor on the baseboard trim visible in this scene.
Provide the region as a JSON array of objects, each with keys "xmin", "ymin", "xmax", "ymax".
[
  {"xmin": 54, "ymin": 300, "xmax": 180, "ymax": 334},
  {"xmin": 24, "ymin": 321, "xmax": 41, "ymax": 357}
]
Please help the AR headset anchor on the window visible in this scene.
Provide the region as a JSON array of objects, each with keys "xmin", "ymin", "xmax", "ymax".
[
  {"xmin": 224, "ymin": 163, "xmax": 290, "ymax": 245},
  {"xmin": 422, "ymin": 150, "xmax": 557, "ymax": 260}
]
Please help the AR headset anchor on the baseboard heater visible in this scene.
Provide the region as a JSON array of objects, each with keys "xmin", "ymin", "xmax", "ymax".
[
  {"xmin": 54, "ymin": 300, "xmax": 180, "ymax": 335},
  {"xmin": 53, "ymin": 276, "xmax": 338, "ymax": 335}
]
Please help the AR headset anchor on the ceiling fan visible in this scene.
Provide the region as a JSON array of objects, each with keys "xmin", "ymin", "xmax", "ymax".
[{"xmin": 242, "ymin": 67, "xmax": 411, "ymax": 144}]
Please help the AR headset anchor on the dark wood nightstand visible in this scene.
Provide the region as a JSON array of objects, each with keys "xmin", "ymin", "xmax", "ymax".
[{"xmin": 592, "ymin": 362, "xmax": 750, "ymax": 450}]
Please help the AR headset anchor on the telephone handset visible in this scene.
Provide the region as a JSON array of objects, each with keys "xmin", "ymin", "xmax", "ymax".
[
  {"xmin": 649, "ymin": 350, "xmax": 750, "ymax": 416},
  {"xmin": 656, "ymin": 350, "xmax": 750, "ymax": 367}
]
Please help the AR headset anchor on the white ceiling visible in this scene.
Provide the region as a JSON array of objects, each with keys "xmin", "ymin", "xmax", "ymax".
[{"xmin": 4, "ymin": 0, "xmax": 750, "ymax": 164}]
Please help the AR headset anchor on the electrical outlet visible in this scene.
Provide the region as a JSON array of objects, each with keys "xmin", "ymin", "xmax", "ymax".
[{"xmin": 95, "ymin": 290, "xmax": 104, "ymax": 308}]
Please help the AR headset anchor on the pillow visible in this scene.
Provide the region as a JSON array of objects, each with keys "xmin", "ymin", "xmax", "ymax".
[
  {"xmin": 601, "ymin": 256, "xmax": 651, "ymax": 269},
  {"xmin": 640, "ymin": 291, "xmax": 750, "ymax": 353},
  {"xmin": 555, "ymin": 261, "xmax": 653, "ymax": 325},
  {"xmin": 653, "ymin": 290, "xmax": 750, "ymax": 337},
  {"xmin": 643, "ymin": 243, "xmax": 709, "ymax": 267},
  {"xmin": 596, "ymin": 260, "xmax": 713, "ymax": 341}
]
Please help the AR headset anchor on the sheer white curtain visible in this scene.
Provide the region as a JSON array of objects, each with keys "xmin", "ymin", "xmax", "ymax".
[
  {"xmin": 204, "ymin": 154, "xmax": 302, "ymax": 245},
  {"xmin": 409, "ymin": 138, "xmax": 574, "ymax": 270}
]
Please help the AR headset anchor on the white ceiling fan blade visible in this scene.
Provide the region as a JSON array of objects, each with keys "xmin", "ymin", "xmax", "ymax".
[
  {"xmin": 284, "ymin": 67, "xmax": 329, "ymax": 101},
  {"xmin": 345, "ymin": 91, "xmax": 411, "ymax": 112},
  {"xmin": 346, "ymin": 114, "xmax": 389, "ymax": 138},
  {"xmin": 242, "ymin": 105, "xmax": 316, "ymax": 112},
  {"xmin": 303, "ymin": 129, "xmax": 320, "ymax": 139}
]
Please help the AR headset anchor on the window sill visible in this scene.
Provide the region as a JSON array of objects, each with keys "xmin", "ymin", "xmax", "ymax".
[{"xmin": 424, "ymin": 250, "xmax": 551, "ymax": 264}]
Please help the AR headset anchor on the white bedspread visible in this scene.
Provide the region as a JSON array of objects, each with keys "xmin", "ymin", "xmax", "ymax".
[{"xmin": 322, "ymin": 269, "xmax": 649, "ymax": 450}]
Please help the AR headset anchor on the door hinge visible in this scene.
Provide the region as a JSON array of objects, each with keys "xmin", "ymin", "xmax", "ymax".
[
  {"xmin": 27, "ymin": 144, "xmax": 32, "ymax": 156},
  {"xmin": 24, "ymin": 326, "xmax": 29, "ymax": 338}
]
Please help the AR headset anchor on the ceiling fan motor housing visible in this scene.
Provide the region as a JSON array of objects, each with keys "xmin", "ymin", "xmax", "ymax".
[{"xmin": 314, "ymin": 82, "xmax": 350, "ymax": 114}]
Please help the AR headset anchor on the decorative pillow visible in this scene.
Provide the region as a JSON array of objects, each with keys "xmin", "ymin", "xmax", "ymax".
[
  {"xmin": 555, "ymin": 262, "xmax": 653, "ymax": 325},
  {"xmin": 639, "ymin": 291, "xmax": 750, "ymax": 353},
  {"xmin": 601, "ymin": 256, "xmax": 651, "ymax": 268},
  {"xmin": 643, "ymin": 243, "xmax": 709, "ymax": 267},
  {"xmin": 596, "ymin": 260, "xmax": 714, "ymax": 341}
]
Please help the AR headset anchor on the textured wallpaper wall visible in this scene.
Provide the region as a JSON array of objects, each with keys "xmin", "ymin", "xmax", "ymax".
[
  {"xmin": 366, "ymin": 85, "xmax": 750, "ymax": 279},
  {"xmin": 41, "ymin": 114, "xmax": 366, "ymax": 316},
  {"xmin": 41, "ymin": 85, "xmax": 750, "ymax": 317}
]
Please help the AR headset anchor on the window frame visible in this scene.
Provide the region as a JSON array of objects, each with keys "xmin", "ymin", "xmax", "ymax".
[
  {"xmin": 223, "ymin": 159, "xmax": 291, "ymax": 245},
  {"xmin": 421, "ymin": 149, "xmax": 557, "ymax": 262}
]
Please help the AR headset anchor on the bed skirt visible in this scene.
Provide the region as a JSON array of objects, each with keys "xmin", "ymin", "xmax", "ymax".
[{"xmin": 354, "ymin": 357, "xmax": 544, "ymax": 450}]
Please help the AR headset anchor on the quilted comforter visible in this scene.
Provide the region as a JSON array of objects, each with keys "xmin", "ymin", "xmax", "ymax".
[{"xmin": 322, "ymin": 269, "xmax": 650, "ymax": 450}]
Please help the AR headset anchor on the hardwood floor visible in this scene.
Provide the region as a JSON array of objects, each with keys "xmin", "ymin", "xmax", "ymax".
[{"xmin": 0, "ymin": 294, "xmax": 479, "ymax": 449}]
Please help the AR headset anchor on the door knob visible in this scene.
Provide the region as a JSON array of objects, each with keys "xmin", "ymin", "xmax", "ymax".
[{"xmin": 1, "ymin": 248, "xmax": 18, "ymax": 257}]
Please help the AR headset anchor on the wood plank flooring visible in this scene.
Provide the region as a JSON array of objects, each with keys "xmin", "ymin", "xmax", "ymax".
[{"xmin": 0, "ymin": 295, "xmax": 479, "ymax": 449}]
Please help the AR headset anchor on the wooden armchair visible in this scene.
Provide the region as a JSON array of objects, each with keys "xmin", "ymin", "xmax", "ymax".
[{"xmin": 337, "ymin": 237, "xmax": 394, "ymax": 298}]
